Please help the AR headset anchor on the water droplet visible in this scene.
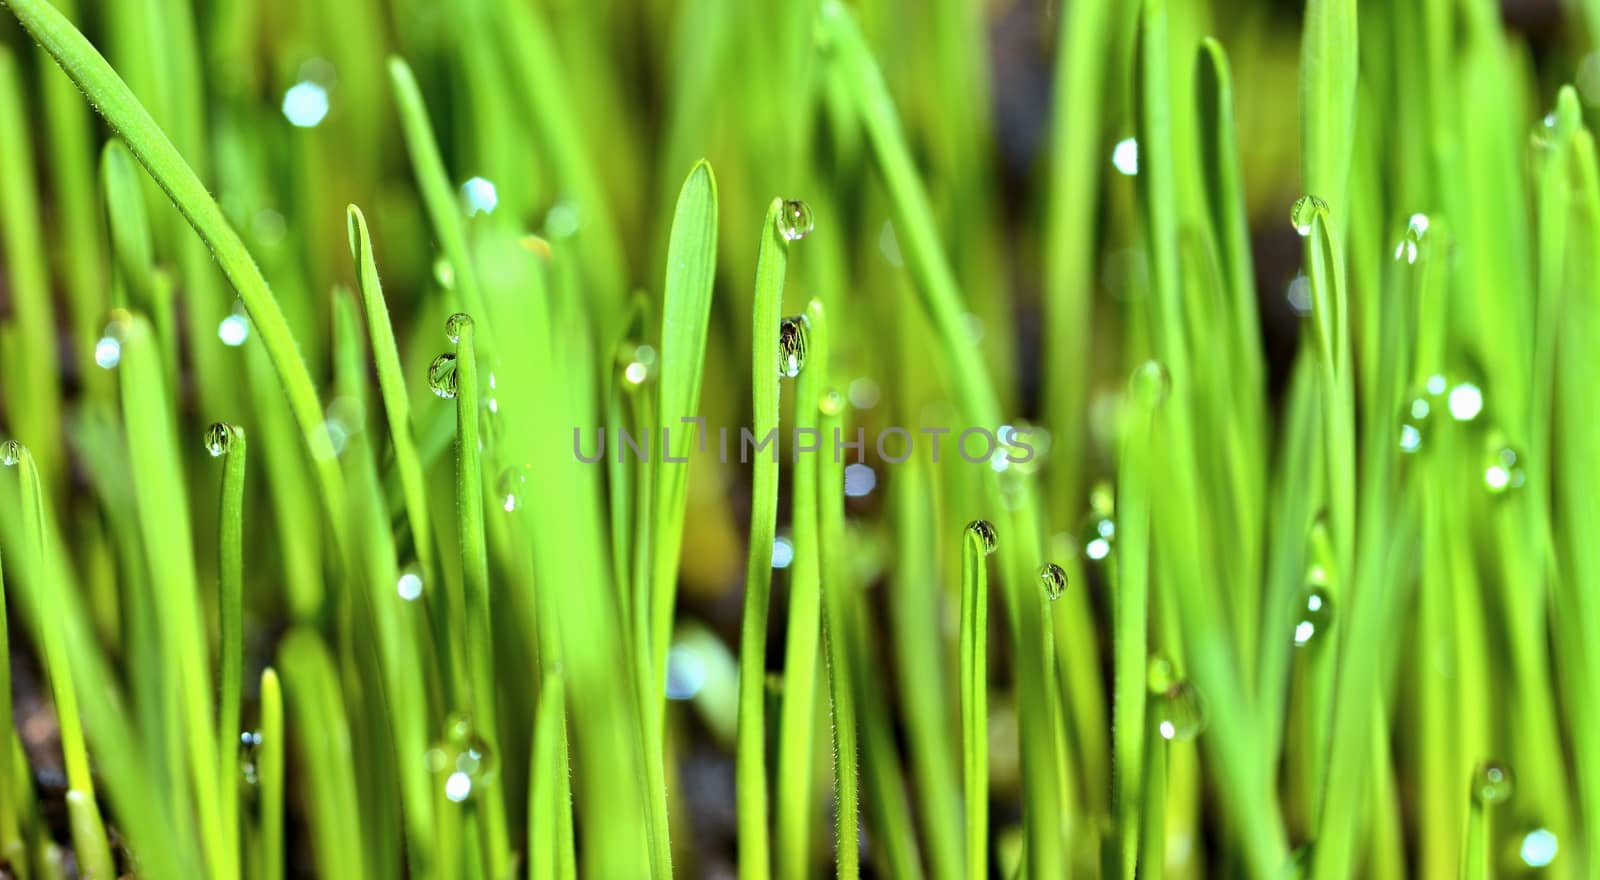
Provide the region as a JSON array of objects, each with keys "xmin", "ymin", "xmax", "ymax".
[
  {"xmin": 848, "ymin": 378, "xmax": 881, "ymax": 409},
  {"xmin": 819, "ymin": 389, "xmax": 844, "ymax": 416},
  {"xmin": 459, "ymin": 177, "xmax": 498, "ymax": 216},
  {"xmin": 428, "ymin": 353, "xmax": 459, "ymax": 399},
  {"xmin": 1154, "ymin": 681, "xmax": 1207, "ymax": 741},
  {"xmin": 1287, "ymin": 273, "xmax": 1312, "ymax": 315},
  {"xmin": 397, "ymin": 566, "xmax": 424, "ymax": 601},
  {"xmin": 1146, "ymin": 654, "xmax": 1178, "ymax": 694},
  {"xmin": 1521, "ymin": 828, "xmax": 1558, "ymax": 868},
  {"xmin": 1130, "ymin": 360, "xmax": 1170, "ymax": 408},
  {"xmin": 771, "ymin": 536, "xmax": 795, "ymax": 569},
  {"xmin": 1, "ymin": 440, "xmax": 23, "ymax": 467},
  {"xmin": 1447, "ymin": 382, "xmax": 1484, "ymax": 421},
  {"xmin": 1111, "ymin": 137, "xmax": 1139, "ymax": 176},
  {"xmin": 495, "ymin": 466, "xmax": 529, "ymax": 512},
  {"xmin": 546, "ymin": 202, "xmax": 580, "ymax": 238},
  {"xmin": 1294, "ymin": 570, "xmax": 1334, "ymax": 648},
  {"xmin": 778, "ymin": 316, "xmax": 808, "ymax": 378},
  {"xmin": 1079, "ymin": 481, "xmax": 1117, "ymax": 564},
  {"xmin": 204, "ymin": 422, "xmax": 236, "ymax": 458},
  {"xmin": 240, "ymin": 730, "xmax": 263, "ymax": 786},
  {"xmin": 965, "ymin": 520, "xmax": 998, "ymax": 557},
  {"xmin": 1038, "ymin": 563, "xmax": 1068, "ymax": 601},
  {"xmin": 777, "ymin": 199, "xmax": 814, "ymax": 242},
  {"xmin": 843, "ymin": 463, "xmax": 876, "ymax": 498},
  {"xmin": 430, "ymin": 714, "xmax": 495, "ymax": 804},
  {"xmin": 1399, "ymin": 378, "xmax": 1448, "ymax": 455},
  {"xmin": 445, "ymin": 312, "xmax": 472, "ymax": 344},
  {"xmin": 433, "ymin": 257, "xmax": 455, "ymax": 289},
  {"xmin": 1473, "ymin": 760, "xmax": 1514, "ymax": 806},
  {"xmin": 1484, "ymin": 444, "xmax": 1526, "ymax": 495},
  {"xmin": 666, "ymin": 645, "xmax": 707, "ymax": 700},
  {"xmin": 1290, "ymin": 195, "xmax": 1329, "ymax": 237},
  {"xmin": 94, "ymin": 335, "xmax": 122, "ymax": 369},
  {"xmin": 219, "ymin": 302, "xmax": 251, "ymax": 347},
  {"xmin": 1394, "ymin": 213, "xmax": 1430, "ymax": 264},
  {"xmin": 282, "ymin": 81, "xmax": 329, "ymax": 128}
]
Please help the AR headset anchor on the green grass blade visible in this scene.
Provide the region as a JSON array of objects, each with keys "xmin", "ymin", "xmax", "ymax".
[
  {"xmin": 213, "ymin": 423, "xmax": 247, "ymax": 880},
  {"xmin": 446, "ymin": 314, "xmax": 510, "ymax": 877},
  {"xmin": 651, "ymin": 162, "xmax": 720, "ymax": 685},
  {"xmin": 959, "ymin": 526, "xmax": 990, "ymax": 880},
  {"xmin": 776, "ymin": 300, "xmax": 826, "ymax": 880},
  {"xmin": 347, "ymin": 205, "xmax": 436, "ymax": 586},
  {"xmin": 530, "ymin": 674, "xmax": 577, "ymax": 880},
  {"xmin": 257, "ymin": 668, "xmax": 285, "ymax": 880},
  {"xmin": 117, "ymin": 316, "xmax": 226, "ymax": 878},
  {"xmin": 737, "ymin": 196, "xmax": 792, "ymax": 880},
  {"xmin": 1112, "ymin": 363, "xmax": 1162, "ymax": 880},
  {"xmin": 277, "ymin": 630, "xmax": 366, "ymax": 880},
  {"xmin": 386, "ymin": 57, "xmax": 494, "ymax": 353},
  {"xmin": 808, "ymin": 300, "xmax": 859, "ymax": 880}
]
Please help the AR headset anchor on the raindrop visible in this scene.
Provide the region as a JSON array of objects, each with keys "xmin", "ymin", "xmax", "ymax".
[
  {"xmin": 1287, "ymin": 274, "xmax": 1312, "ymax": 315},
  {"xmin": 397, "ymin": 566, "xmax": 424, "ymax": 601},
  {"xmin": 433, "ymin": 257, "xmax": 456, "ymax": 289},
  {"xmin": 218, "ymin": 302, "xmax": 251, "ymax": 347},
  {"xmin": 1291, "ymin": 195, "xmax": 1329, "ymax": 237},
  {"xmin": 94, "ymin": 335, "xmax": 122, "ymax": 369},
  {"xmin": 819, "ymin": 389, "xmax": 844, "ymax": 416},
  {"xmin": 965, "ymin": 519, "xmax": 998, "ymax": 557},
  {"xmin": 1484, "ymin": 444, "xmax": 1526, "ymax": 496},
  {"xmin": 778, "ymin": 316, "xmax": 808, "ymax": 378},
  {"xmin": 777, "ymin": 199, "xmax": 814, "ymax": 242},
  {"xmin": 1080, "ymin": 481, "xmax": 1117, "ymax": 564},
  {"xmin": 843, "ymin": 463, "xmax": 876, "ymax": 498},
  {"xmin": 0, "ymin": 440, "xmax": 23, "ymax": 467},
  {"xmin": 495, "ymin": 466, "xmax": 529, "ymax": 513},
  {"xmin": 1448, "ymin": 382, "xmax": 1484, "ymax": 421},
  {"xmin": 240, "ymin": 731, "xmax": 263, "ymax": 786},
  {"xmin": 1155, "ymin": 680, "xmax": 1207, "ymax": 741},
  {"xmin": 1294, "ymin": 575, "xmax": 1334, "ymax": 648},
  {"xmin": 428, "ymin": 353, "xmax": 459, "ymax": 399},
  {"xmin": 666, "ymin": 646, "xmax": 707, "ymax": 700},
  {"xmin": 1111, "ymin": 137, "xmax": 1139, "ymax": 176},
  {"xmin": 445, "ymin": 312, "xmax": 472, "ymax": 344},
  {"xmin": 204, "ymin": 422, "xmax": 236, "ymax": 458},
  {"xmin": 1038, "ymin": 563, "xmax": 1068, "ymax": 601},
  {"xmin": 1473, "ymin": 760, "xmax": 1514, "ymax": 806},
  {"xmin": 771, "ymin": 537, "xmax": 795, "ymax": 569},
  {"xmin": 1130, "ymin": 360, "xmax": 1171, "ymax": 408},
  {"xmin": 460, "ymin": 177, "xmax": 498, "ymax": 216},
  {"xmin": 1146, "ymin": 654, "xmax": 1178, "ymax": 695},
  {"xmin": 282, "ymin": 81, "xmax": 329, "ymax": 128},
  {"xmin": 1394, "ymin": 213, "xmax": 1430, "ymax": 264},
  {"xmin": 1521, "ymin": 828, "xmax": 1558, "ymax": 868},
  {"xmin": 430, "ymin": 714, "xmax": 495, "ymax": 804}
]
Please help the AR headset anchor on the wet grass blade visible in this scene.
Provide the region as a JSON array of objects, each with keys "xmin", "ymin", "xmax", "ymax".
[
  {"xmin": 959, "ymin": 526, "xmax": 989, "ymax": 880},
  {"xmin": 1112, "ymin": 364, "xmax": 1162, "ymax": 880},
  {"xmin": 118, "ymin": 315, "xmax": 226, "ymax": 878},
  {"xmin": 257, "ymin": 668, "xmax": 285, "ymax": 880},
  {"xmin": 776, "ymin": 300, "xmax": 825, "ymax": 880},
  {"xmin": 737, "ymin": 197, "xmax": 791, "ymax": 880},
  {"xmin": 277, "ymin": 630, "xmax": 366, "ymax": 880},
  {"xmin": 213, "ymin": 423, "xmax": 247, "ymax": 880},
  {"xmin": 809, "ymin": 300, "xmax": 859, "ymax": 880},
  {"xmin": 347, "ymin": 205, "xmax": 436, "ymax": 586},
  {"xmin": 530, "ymin": 675, "xmax": 577, "ymax": 880}
]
